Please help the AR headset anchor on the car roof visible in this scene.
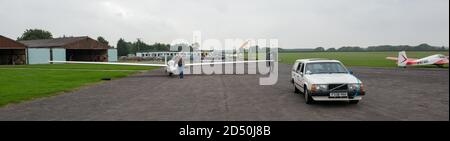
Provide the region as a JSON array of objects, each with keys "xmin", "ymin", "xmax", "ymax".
[{"xmin": 295, "ymin": 59, "xmax": 341, "ymax": 63}]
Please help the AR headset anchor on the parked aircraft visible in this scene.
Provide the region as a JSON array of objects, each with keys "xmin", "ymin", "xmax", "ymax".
[
  {"xmin": 386, "ymin": 51, "xmax": 449, "ymax": 67},
  {"xmin": 50, "ymin": 57, "xmax": 273, "ymax": 76}
]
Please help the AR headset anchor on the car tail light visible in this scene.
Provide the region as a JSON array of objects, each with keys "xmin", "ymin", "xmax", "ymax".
[{"xmin": 360, "ymin": 83, "xmax": 364, "ymax": 92}]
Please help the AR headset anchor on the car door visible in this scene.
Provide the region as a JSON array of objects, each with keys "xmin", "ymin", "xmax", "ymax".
[
  {"xmin": 293, "ymin": 62, "xmax": 303, "ymax": 88},
  {"xmin": 296, "ymin": 63, "xmax": 306, "ymax": 90},
  {"xmin": 292, "ymin": 62, "xmax": 300, "ymax": 79}
]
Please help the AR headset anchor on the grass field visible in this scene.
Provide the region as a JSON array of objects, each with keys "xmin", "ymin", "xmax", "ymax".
[
  {"xmin": 279, "ymin": 51, "xmax": 449, "ymax": 68},
  {"xmin": 0, "ymin": 64, "xmax": 157, "ymax": 106},
  {"xmin": 0, "ymin": 64, "xmax": 158, "ymax": 70}
]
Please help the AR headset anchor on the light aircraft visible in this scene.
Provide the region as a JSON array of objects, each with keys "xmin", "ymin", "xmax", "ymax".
[
  {"xmin": 386, "ymin": 51, "xmax": 449, "ymax": 68},
  {"xmin": 50, "ymin": 41, "xmax": 274, "ymax": 76},
  {"xmin": 50, "ymin": 57, "xmax": 273, "ymax": 76}
]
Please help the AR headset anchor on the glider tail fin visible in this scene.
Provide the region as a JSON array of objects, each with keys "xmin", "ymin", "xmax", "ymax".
[{"xmin": 398, "ymin": 51, "xmax": 408, "ymax": 67}]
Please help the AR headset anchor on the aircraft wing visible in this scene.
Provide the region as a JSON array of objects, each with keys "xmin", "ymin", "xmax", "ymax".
[
  {"xmin": 185, "ymin": 60, "xmax": 274, "ymax": 66},
  {"xmin": 385, "ymin": 57, "xmax": 398, "ymax": 61},
  {"xmin": 385, "ymin": 57, "xmax": 418, "ymax": 61},
  {"xmin": 49, "ymin": 61, "xmax": 167, "ymax": 67}
]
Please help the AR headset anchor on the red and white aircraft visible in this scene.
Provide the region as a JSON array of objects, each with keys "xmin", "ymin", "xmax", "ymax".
[{"xmin": 386, "ymin": 51, "xmax": 449, "ymax": 67}]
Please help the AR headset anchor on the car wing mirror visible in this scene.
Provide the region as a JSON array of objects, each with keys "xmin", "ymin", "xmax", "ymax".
[{"xmin": 349, "ymin": 70, "xmax": 353, "ymax": 74}]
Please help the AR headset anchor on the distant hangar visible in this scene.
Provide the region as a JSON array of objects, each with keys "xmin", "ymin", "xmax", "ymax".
[
  {"xmin": 0, "ymin": 35, "xmax": 27, "ymax": 65},
  {"xmin": 0, "ymin": 35, "xmax": 117, "ymax": 65}
]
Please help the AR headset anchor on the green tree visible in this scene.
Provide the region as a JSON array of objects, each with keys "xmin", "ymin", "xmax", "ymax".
[
  {"xmin": 314, "ymin": 47, "xmax": 325, "ymax": 52},
  {"xmin": 338, "ymin": 46, "xmax": 363, "ymax": 52},
  {"xmin": 17, "ymin": 29, "xmax": 53, "ymax": 41},
  {"xmin": 326, "ymin": 48, "xmax": 336, "ymax": 52},
  {"xmin": 117, "ymin": 38, "xmax": 129, "ymax": 57},
  {"xmin": 97, "ymin": 36, "xmax": 109, "ymax": 46},
  {"xmin": 131, "ymin": 39, "xmax": 146, "ymax": 54}
]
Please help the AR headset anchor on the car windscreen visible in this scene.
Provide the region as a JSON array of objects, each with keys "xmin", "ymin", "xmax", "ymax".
[{"xmin": 305, "ymin": 62, "xmax": 348, "ymax": 74}]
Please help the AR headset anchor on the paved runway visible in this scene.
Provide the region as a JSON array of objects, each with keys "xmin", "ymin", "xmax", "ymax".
[{"xmin": 0, "ymin": 64, "xmax": 448, "ymax": 121}]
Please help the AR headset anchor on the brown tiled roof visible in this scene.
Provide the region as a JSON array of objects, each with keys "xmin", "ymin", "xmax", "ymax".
[
  {"xmin": 0, "ymin": 35, "xmax": 26, "ymax": 49},
  {"xmin": 20, "ymin": 36, "xmax": 89, "ymax": 48}
]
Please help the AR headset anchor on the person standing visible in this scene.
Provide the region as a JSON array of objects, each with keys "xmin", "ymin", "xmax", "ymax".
[
  {"xmin": 176, "ymin": 55, "xmax": 185, "ymax": 79},
  {"xmin": 266, "ymin": 51, "xmax": 272, "ymax": 67}
]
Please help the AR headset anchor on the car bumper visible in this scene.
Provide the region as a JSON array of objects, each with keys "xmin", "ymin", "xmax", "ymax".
[
  {"xmin": 312, "ymin": 96, "xmax": 363, "ymax": 101},
  {"xmin": 310, "ymin": 91, "xmax": 365, "ymax": 101}
]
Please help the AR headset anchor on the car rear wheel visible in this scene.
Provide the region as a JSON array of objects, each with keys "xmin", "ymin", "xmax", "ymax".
[{"xmin": 305, "ymin": 88, "xmax": 313, "ymax": 104}]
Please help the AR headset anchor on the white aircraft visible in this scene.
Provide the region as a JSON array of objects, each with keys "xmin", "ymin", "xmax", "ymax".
[
  {"xmin": 50, "ymin": 41, "xmax": 274, "ymax": 76},
  {"xmin": 50, "ymin": 57, "xmax": 273, "ymax": 76},
  {"xmin": 386, "ymin": 51, "xmax": 449, "ymax": 68}
]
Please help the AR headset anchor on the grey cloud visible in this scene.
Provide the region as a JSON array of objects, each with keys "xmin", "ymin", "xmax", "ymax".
[{"xmin": 0, "ymin": 0, "xmax": 448, "ymax": 48}]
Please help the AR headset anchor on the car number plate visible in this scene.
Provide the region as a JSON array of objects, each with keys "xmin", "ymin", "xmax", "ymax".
[{"xmin": 330, "ymin": 92, "xmax": 348, "ymax": 98}]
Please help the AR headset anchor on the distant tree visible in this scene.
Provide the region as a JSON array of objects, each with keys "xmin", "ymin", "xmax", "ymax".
[
  {"xmin": 314, "ymin": 47, "xmax": 325, "ymax": 52},
  {"xmin": 416, "ymin": 43, "xmax": 432, "ymax": 51},
  {"xmin": 337, "ymin": 46, "xmax": 364, "ymax": 52},
  {"xmin": 117, "ymin": 38, "xmax": 129, "ymax": 57},
  {"xmin": 280, "ymin": 44, "xmax": 447, "ymax": 53},
  {"xmin": 97, "ymin": 36, "xmax": 109, "ymax": 46},
  {"xmin": 131, "ymin": 39, "xmax": 146, "ymax": 53},
  {"xmin": 17, "ymin": 29, "xmax": 53, "ymax": 41},
  {"xmin": 155, "ymin": 43, "xmax": 171, "ymax": 51},
  {"xmin": 170, "ymin": 43, "xmax": 189, "ymax": 52},
  {"xmin": 326, "ymin": 48, "xmax": 336, "ymax": 52}
]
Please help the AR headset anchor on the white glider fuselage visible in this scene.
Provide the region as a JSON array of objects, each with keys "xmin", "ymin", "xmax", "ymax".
[
  {"xmin": 50, "ymin": 59, "xmax": 273, "ymax": 76},
  {"xmin": 166, "ymin": 60, "xmax": 179, "ymax": 75}
]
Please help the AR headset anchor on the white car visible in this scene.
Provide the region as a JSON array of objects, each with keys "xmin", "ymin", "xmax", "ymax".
[{"xmin": 291, "ymin": 59, "xmax": 365, "ymax": 104}]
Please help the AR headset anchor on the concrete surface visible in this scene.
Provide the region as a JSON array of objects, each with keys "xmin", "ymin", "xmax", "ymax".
[{"xmin": 0, "ymin": 64, "xmax": 448, "ymax": 121}]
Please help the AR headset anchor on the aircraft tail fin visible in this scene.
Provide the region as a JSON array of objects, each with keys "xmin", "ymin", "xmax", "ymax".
[{"xmin": 398, "ymin": 51, "xmax": 408, "ymax": 67}]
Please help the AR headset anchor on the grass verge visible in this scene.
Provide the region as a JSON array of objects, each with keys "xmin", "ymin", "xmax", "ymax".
[{"xmin": 0, "ymin": 64, "xmax": 157, "ymax": 106}]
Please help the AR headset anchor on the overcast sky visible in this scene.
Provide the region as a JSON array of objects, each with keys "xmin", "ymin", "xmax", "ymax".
[{"xmin": 0, "ymin": 0, "xmax": 448, "ymax": 48}]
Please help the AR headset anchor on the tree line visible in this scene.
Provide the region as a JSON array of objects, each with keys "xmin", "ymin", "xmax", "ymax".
[
  {"xmin": 16, "ymin": 29, "xmax": 111, "ymax": 47},
  {"xmin": 116, "ymin": 38, "xmax": 172, "ymax": 57},
  {"xmin": 13, "ymin": 29, "xmax": 174, "ymax": 57},
  {"xmin": 281, "ymin": 44, "xmax": 448, "ymax": 52},
  {"xmin": 14, "ymin": 29, "xmax": 448, "ymax": 56}
]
